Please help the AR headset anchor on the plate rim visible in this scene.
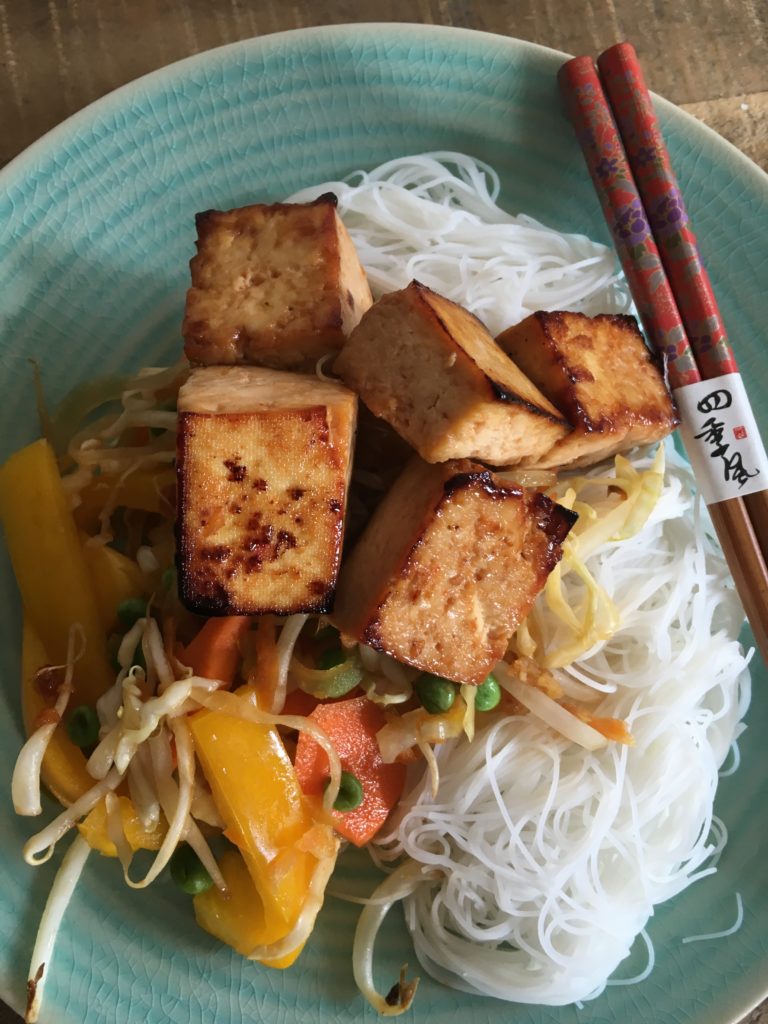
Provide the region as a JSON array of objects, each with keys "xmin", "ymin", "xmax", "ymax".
[
  {"xmin": 0, "ymin": 22, "xmax": 766, "ymax": 196},
  {"xmin": 1, "ymin": 19, "xmax": 766, "ymax": 1024}
]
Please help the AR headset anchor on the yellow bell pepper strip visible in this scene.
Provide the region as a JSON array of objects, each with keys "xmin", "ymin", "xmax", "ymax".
[
  {"xmin": 0, "ymin": 438, "xmax": 113, "ymax": 707},
  {"xmin": 77, "ymin": 795, "xmax": 165, "ymax": 856},
  {"xmin": 189, "ymin": 686, "xmax": 333, "ymax": 962},
  {"xmin": 81, "ymin": 535, "xmax": 147, "ymax": 631},
  {"xmin": 21, "ymin": 616, "xmax": 94, "ymax": 807},
  {"xmin": 193, "ymin": 848, "xmax": 305, "ymax": 968}
]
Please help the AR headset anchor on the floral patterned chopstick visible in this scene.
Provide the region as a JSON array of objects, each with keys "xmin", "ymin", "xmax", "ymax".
[
  {"xmin": 597, "ymin": 42, "xmax": 737, "ymax": 381},
  {"xmin": 595, "ymin": 42, "xmax": 768, "ymax": 566},
  {"xmin": 558, "ymin": 51, "xmax": 768, "ymax": 660},
  {"xmin": 557, "ymin": 55, "xmax": 700, "ymax": 389}
]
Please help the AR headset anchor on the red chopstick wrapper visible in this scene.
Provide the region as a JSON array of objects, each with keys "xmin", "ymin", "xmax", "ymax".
[
  {"xmin": 557, "ymin": 56, "xmax": 700, "ymax": 389},
  {"xmin": 597, "ymin": 42, "xmax": 738, "ymax": 380}
]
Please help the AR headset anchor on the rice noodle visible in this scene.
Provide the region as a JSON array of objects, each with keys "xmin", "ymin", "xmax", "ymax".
[
  {"xmin": 682, "ymin": 892, "xmax": 743, "ymax": 944},
  {"xmin": 288, "ymin": 152, "xmax": 628, "ymax": 334}
]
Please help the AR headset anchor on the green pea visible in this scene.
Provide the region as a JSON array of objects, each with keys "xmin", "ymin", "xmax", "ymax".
[
  {"xmin": 161, "ymin": 567, "xmax": 176, "ymax": 591},
  {"xmin": 170, "ymin": 843, "xmax": 213, "ymax": 895},
  {"xmin": 116, "ymin": 597, "xmax": 148, "ymax": 629},
  {"xmin": 474, "ymin": 673, "xmax": 501, "ymax": 712},
  {"xmin": 415, "ymin": 673, "xmax": 457, "ymax": 715},
  {"xmin": 67, "ymin": 705, "xmax": 100, "ymax": 748},
  {"xmin": 317, "ymin": 646, "xmax": 346, "ymax": 670},
  {"xmin": 325, "ymin": 770, "xmax": 364, "ymax": 812}
]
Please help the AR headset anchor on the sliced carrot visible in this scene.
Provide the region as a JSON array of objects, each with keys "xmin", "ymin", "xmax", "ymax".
[
  {"xmin": 181, "ymin": 616, "xmax": 251, "ymax": 686},
  {"xmin": 560, "ymin": 701, "xmax": 634, "ymax": 745},
  {"xmin": 293, "ymin": 695, "xmax": 406, "ymax": 847},
  {"xmin": 282, "ymin": 688, "xmax": 322, "ymax": 718}
]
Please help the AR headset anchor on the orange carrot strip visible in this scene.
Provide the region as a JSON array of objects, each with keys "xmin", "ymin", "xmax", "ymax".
[
  {"xmin": 181, "ymin": 616, "xmax": 251, "ymax": 686},
  {"xmin": 560, "ymin": 702, "xmax": 635, "ymax": 745},
  {"xmin": 293, "ymin": 695, "xmax": 406, "ymax": 847}
]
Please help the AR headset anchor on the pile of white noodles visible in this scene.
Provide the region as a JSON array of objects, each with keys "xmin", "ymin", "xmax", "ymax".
[
  {"xmin": 375, "ymin": 445, "xmax": 750, "ymax": 1004},
  {"xmin": 288, "ymin": 151, "xmax": 629, "ymax": 333},
  {"xmin": 293, "ymin": 154, "xmax": 751, "ymax": 1004}
]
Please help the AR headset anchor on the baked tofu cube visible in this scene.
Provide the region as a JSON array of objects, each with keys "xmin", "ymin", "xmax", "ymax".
[
  {"xmin": 496, "ymin": 311, "xmax": 679, "ymax": 469},
  {"xmin": 332, "ymin": 458, "xmax": 576, "ymax": 684},
  {"xmin": 333, "ymin": 281, "xmax": 570, "ymax": 465},
  {"xmin": 176, "ymin": 366, "xmax": 357, "ymax": 615},
  {"xmin": 183, "ymin": 194, "xmax": 373, "ymax": 369}
]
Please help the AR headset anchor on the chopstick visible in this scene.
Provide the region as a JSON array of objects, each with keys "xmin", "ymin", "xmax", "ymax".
[
  {"xmin": 558, "ymin": 51, "xmax": 768, "ymax": 662},
  {"xmin": 597, "ymin": 42, "xmax": 768, "ymax": 568}
]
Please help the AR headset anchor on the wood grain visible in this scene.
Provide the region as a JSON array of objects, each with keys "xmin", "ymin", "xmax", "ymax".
[
  {"xmin": 0, "ymin": 3, "xmax": 765, "ymax": 1024},
  {"xmin": 0, "ymin": 0, "xmax": 766, "ymax": 170}
]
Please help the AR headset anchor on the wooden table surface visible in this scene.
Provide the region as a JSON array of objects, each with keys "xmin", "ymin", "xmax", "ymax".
[{"xmin": 1, "ymin": 2, "xmax": 765, "ymax": 1023}]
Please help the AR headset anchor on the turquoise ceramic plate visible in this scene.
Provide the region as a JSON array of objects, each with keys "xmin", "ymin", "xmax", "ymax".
[{"xmin": 0, "ymin": 23, "xmax": 766, "ymax": 1024}]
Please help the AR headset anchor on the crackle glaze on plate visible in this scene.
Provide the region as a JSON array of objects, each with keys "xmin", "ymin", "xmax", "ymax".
[{"xmin": 0, "ymin": 23, "xmax": 766, "ymax": 1024}]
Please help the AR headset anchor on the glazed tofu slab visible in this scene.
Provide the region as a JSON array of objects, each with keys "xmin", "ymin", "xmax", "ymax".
[
  {"xmin": 177, "ymin": 366, "xmax": 357, "ymax": 616},
  {"xmin": 332, "ymin": 457, "xmax": 576, "ymax": 684},
  {"xmin": 496, "ymin": 311, "xmax": 678, "ymax": 469},
  {"xmin": 334, "ymin": 281, "xmax": 570, "ymax": 465},
  {"xmin": 183, "ymin": 195, "xmax": 373, "ymax": 369}
]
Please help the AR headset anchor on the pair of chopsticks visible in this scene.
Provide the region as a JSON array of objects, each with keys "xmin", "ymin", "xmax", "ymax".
[{"xmin": 559, "ymin": 42, "xmax": 768, "ymax": 661}]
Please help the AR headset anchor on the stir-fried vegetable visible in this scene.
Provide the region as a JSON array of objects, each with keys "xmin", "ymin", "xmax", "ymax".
[
  {"xmin": 170, "ymin": 843, "xmax": 214, "ymax": 895},
  {"xmin": 289, "ymin": 652, "xmax": 364, "ymax": 699},
  {"xmin": 20, "ymin": 618, "xmax": 95, "ymax": 807},
  {"xmin": 414, "ymin": 673, "xmax": 457, "ymax": 714},
  {"xmin": 82, "ymin": 543, "xmax": 147, "ymax": 631},
  {"xmin": 180, "ymin": 616, "xmax": 251, "ymax": 687},
  {"xmin": 294, "ymin": 696, "xmax": 406, "ymax": 847},
  {"xmin": 0, "ymin": 439, "xmax": 113, "ymax": 707},
  {"xmin": 77, "ymin": 795, "xmax": 165, "ymax": 856},
  {"xmin": 519, "ymin": 445, "xmax": 666, "ymax": 667},
  {"xmin": 474, "ymin": 673, "xmax": 501, "ymax": 711},
  {"xmin": 189, "ymin": 685, "xmax": 337, "ymax": 960}
]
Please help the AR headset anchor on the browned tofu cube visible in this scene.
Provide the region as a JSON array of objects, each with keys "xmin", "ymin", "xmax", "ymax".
[
  {"xmin": 333, "ymin": 281, "xmax": 570, "ymax": 465},
  {"xmin": 183, "ymin": 194, "xmax": 373, "ymax": 369},
  {"xmin": 332, "ymin": 457, "xmax": 576, "ymax": 684},
  {"xmin": 496, "ymin": 311, "xmax": 679, "ymax": 469},
  {"xmin": 176, "ymin": 366, "xmax": 357, "ymax": 615}
]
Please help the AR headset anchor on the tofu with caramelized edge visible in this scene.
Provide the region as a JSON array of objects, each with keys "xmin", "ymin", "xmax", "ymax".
[
  {"xmin": 183, "ymin": 194, "xmax": 373, "ymax": 369},
  {"xmin": 332, "ymin": 457, "xmax": 576, "ymax": 684},
  {"xmin": 496, "ymin": 311, "xmax": 679, "ymax": 469},
  {"xmin": 177, "ymin": 366, "xmax": 357, "ymax": 615},
  {"xmin": 333, "ymin": 281, "xmax": 570, "ymax": 465}
]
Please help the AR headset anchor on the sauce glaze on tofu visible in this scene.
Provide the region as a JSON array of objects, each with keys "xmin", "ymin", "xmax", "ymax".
[
  {"xmin": 332, "ymin": 457, "xmax": 576, "ymax": 684},
  {"xmin": 183, "ymin": 194, "xmax": 373, "ymax": 370},
  {"xmin": 334, "ymin": 281, "xmax": 570, "ymax": 465},
  {"xmin": 496, "ymin": 311, "xmax": 679, "ymax": 469},
  {"xmin": 176, "ymin": 366, "xmax": 357, "ymax": 616}
]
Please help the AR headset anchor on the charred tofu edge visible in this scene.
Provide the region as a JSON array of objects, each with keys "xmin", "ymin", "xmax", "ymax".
[
  {"xmin": 183, "ymin": 194, "xmax": 372, "ymax": 367},
  {"xmin": 175, "ymin": 387, "xmax": 356, "ymax": 616},
  {"xmin": 412, "ymin": 282, "xmax": 570, "ymax": 425},
  {"xmin": 497, "ymin": 310, "xmax": 679, "ymax": 434}
]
